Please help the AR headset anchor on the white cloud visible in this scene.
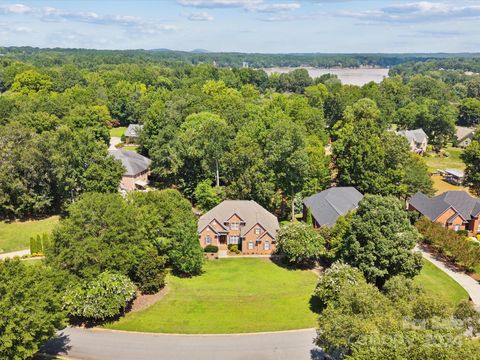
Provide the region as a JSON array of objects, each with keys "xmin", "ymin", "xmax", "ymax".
[
  {"xmin": 177, "ymin": 0, "xmax": 300, "ymax": 13},
  {"xmin": 0, "ymin": 3, "xmax": 179, "ymax": 35},
  {"xmin": 186, "ymin": 11, "xmax": 215, "ymax": 21},
  {"xmin": 0, "ymin": 3, "xmax": 32, "ymax": 14},
  {"xmin": 339, "ymin": 1, "xmax": 480, "ymax": 23}
]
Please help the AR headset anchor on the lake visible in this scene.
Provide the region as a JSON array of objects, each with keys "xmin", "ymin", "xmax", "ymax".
[{"xmin": 262, "ymin": 67, "xmax": 389, "ymax": 86}]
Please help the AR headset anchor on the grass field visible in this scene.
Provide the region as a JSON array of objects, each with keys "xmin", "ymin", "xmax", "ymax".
[
  {"xmin": 0, "ymin": 216, "xmax": 59, "ymax": 253},
  {"xmin": 105, "ymin": 258, "xmax": 318, "ymax": 334},
  {"xmin": 414, "ymin": 259, "xmax": 469, "ymax": 305},
  {"xmin": 424, "ymin": 147, "xmax": 465, "ymax": 172},
  {"xmin": 431, "ymin": 175, "xmax": 471, "ymax": 195},
  {"xmin": 109, "ymin": 126, "xmax": 127, "ymax": 138}
]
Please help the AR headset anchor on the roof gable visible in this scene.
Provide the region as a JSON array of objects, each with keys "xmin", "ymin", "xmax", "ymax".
[
  {"xmin": 410, "ymin": 191, "xmax": 480, "ymax": 221},
  {"xmin": 125, "ymin": 124, "xmax": 143, "ymax": 137},
  {"xmin": 108, "ymin": 149, "xmax": 151, "ymax": 176}
]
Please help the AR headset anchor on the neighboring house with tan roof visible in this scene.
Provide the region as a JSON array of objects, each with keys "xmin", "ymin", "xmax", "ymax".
[
  {"xmin": 109, "ymin": 149, "xmax": 151, "ymax": 191},
  {"xmin": 455, "ymin": 126, "xmax": 476, "ymax": 148},
  {"xmin": 397, "ymin": 128, "xmax": 428, "ymax": 155},
  {"xmin": 408, "ymin": 191, "xmax": 480, "ymax": 236},
  {"xmin": 197, "ymin": 200, "xmax": 279, "ymax": 255},
  {"xmin": 124, "ymin": 124, "xmax": 143, "ymax": 144}
]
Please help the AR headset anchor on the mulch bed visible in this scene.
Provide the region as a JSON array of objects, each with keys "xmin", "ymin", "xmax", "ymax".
[{"xmin": 130, "ymin": 285, "xmax": 170, "ymax": 313}]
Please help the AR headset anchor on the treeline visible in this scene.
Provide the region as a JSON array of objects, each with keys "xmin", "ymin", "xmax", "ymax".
[{"xmin": 2, "ymin": 46, "xmax": 480, "ymax": 69}]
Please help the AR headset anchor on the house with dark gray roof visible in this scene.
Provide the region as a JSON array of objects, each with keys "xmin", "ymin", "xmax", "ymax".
[
  {"xmin": 198, "ymin": 200, "xmax": 279, "ymax": 255},
  {"xmin": 408, "ymin": 191, "xmax": 480, "ymax": 236},
  {"xmin": 124, "ymin": 124, "xmax": 143, "ymax": 144},
  {"xmin": 109, "ymin": 149, "xmax": 151, "ymax": 191},
  {"xmin": 302, "ymin": 187, "xmax": 364, "ymax": 228},
  {"xmin": 397, "ymin": 128, "xmax": 428, "ymax": 155}
]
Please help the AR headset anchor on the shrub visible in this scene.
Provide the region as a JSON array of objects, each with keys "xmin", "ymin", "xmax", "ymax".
[
  {"xmin": 416, "ymin": 217, "xmax": 480, "ymax": 272},
  {"xmin": 135, "ymin": 249, "xmax": 166, "ymax": 294},
  {"xmin": 30, "ymin": 233, "xmax": 50, "ymax": 256},
  {"xmin": 457, "ymin": 230, "xmax": 469, "ymax": 237},
  {"xmin": 204, "ymin": 244, "xmax": 218, "ymax": 253},
  {"xmin": 63, "ymin": 272, "xmax": 136, "ymax": 321},
  {"xmin": 228, "ymin": 244, "xmax": 240, "ymax": 254}
]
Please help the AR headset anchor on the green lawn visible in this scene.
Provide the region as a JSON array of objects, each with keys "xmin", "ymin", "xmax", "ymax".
[
  {"xmin": 121, "ymin": 145, "xmax": 138, "ymax": 151},
  {"xmin": 0, "ymin": 216, "xmax": 59, "ymax": 253},
  {"xmin": 105, "ymin": 258, "xmax": 318, "ymax": 334},
  {"xmin": 109, "ymin": 126, "xmax": 127, "ymax": 138},
  {"xmin": 414, "ymin": 259, "xmax": 469, "ymax": 305},
  {"xmin": 424, "ymin": 146, "xmax": 465, "ymax": 172}
]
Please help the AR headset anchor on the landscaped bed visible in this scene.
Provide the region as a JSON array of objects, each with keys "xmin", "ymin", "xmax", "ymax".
[
  {"xmin": 414, "ymin": 259, "xmax": 469, "ymax": 305},
  {"xmin": 105, "ymin": 258, "xmax": 318, "ymax": 334},
  {"xmin": 0, "ymin": 216, "xmax": 59, "ymax": 253}
]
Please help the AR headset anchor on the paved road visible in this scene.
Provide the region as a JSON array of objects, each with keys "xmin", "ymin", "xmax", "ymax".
[
  {"xmin": 42, "ymin": 327, "xmax": 322, "ymax": 360},
  {"xmin": 417, "ymin": 246, "xmax": 480, "ymax": 309},
  {"xmin": 0, "ymin": 249, "xmax": 30, "ymax": 260}
]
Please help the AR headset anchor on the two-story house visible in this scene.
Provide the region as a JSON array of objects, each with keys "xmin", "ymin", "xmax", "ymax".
[
  {"xmin": 197, "ymin": 200, "xmax": 279, "ymax": 255},
  {"xmin": 397, "ymin": 128, "xmax": 428, "ymax": 155},
  {"xmin": 408, "ymin": 191, "xmax": 480, "ymax": 236}
]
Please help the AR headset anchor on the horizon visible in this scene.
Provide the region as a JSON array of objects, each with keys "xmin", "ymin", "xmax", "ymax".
[{"xmin": 1, "ymin": 1, "xmax": 480, "ymax": 53}]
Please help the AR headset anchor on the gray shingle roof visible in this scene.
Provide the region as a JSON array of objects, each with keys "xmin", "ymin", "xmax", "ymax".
[
  {"xmin": 456, "ymin": 126, "xmax": 475, "ymax": 143},
  {"xmin": 409, "ymin": 191, "xmax": 480, "ymax": 221},
  {"xmin": 397, "ymin": 128, "xmax": 428, "ymax": 143},
  {"xmin": 197, "ymin": 200, "xmax": 279, "ymax": 238},
  {"xmin": 108, "ymin": 149, "xmax": 151, "ymax": 176},
  {"xmin": 303, "ymin": 187, "xmax": 364, "ymax": 226},
  {"xmin": 125, "ymin": 124, "xmax": 143, "ymax": 138}
]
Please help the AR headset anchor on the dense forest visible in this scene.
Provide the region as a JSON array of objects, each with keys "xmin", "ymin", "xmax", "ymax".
[{"xmin": 1, "ymin": 49, "xmax": 480, "ymax": 220}]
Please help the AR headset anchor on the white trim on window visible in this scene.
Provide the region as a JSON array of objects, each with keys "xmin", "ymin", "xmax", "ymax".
[
  {"xmin": 254, "ymin": 227, "xmax": 261, "ymax": 235},
  {"xmin": 264, "ymin": 241, "xmax": 270, "ymax": 250},
  {"xmin": 228, "ymin": 236, "xmax": 240, "ymax": 244},
  {"xmin": 453, "ymin": 224, "xmax": 461, "ymax": 232},
  {"xmin": 248, "ymin": 241, "xmax": 254, "ymax": 250},
  {"xmin": 205, "ymin": 235, "xmax": 212, "ymax": 245},
  {"xmin": 230, "ymin": 223, "xmax": 240, "ymax": 230}
]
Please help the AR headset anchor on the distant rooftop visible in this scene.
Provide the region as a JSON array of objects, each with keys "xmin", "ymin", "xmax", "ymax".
[
  {"xmin": 109, "ymin": 149, "xmax": 151, "ymax": 176},
  {"xmin": 125, "ymin": 124, "xmax": 143, "ymax": 138},
  {"xmin": 397, "ymin": 128, "xmax": 428, "ymax": 143}
]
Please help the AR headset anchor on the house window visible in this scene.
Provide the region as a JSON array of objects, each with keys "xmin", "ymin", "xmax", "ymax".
[
  {"xmin": 264, "ymin": 241, "xmax": 270, "ymax": 250},
  {"xmin": 228, "ymin": 236, "xmax": 240, "ymax": 244},
  {"xmin": 453, "ymin": 224, "xmax": 461, "ymax": 232},
  {"xmin": 205, "ymin": 235, "xmax": 212, "ymax": 245},
  {"xmin": 248, "ymin": 241, "xmax": 254, "ymax": 250},
  {"xmin": 254, "ymin": 227, "xmax": 261, "ymax": 235},
  {"xmin": 230, "ymin": 223, "xmax": 239, "ymax": 230}
]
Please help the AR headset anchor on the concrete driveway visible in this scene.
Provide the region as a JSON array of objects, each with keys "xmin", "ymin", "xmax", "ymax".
[
  {"xmin": 0, "ymin": 249, "xmax": 30, "ymax": 260},
  {"xmin": 42, "ymin": 327, "xmax": 323, "ymax": 360}
]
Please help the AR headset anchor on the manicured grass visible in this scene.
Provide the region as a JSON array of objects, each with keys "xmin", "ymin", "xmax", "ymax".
[
  {"xmin": 109, "ymin": 126, "xmax": 127, "ymax": 138},
  {"xmin": 414, "ymin": 259, "xmax": 469, "ymax": 305},
  {"xmin": 424, "ymin": 146, "xmax": 465, "ymax": 172},
  {"xmin": 0, "ymin": 216, "xmax": 59, "ymax": 253},
  {"xmin": 105, "ymin": 258, "xmax": 318, "ymax": 334},
  {"xmin": 121, "ymin": 145, "xmax": 139, "ymax": 151}
]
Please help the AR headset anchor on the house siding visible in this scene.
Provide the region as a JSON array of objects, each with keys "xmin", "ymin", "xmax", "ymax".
[{"xmin": 120, "ymin": 170, "xmax": 149, "ymax": 191}]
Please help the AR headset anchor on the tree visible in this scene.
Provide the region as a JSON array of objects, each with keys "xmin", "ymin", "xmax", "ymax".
[
  {"xmin": 265, "ymin": 119, "xmax": 309, "ymax": 219},
  {"xmin": 10, "ymin": 69, "xmax": 52, "ymax": 94},
  {"xmin": 63, "ymin": 271, "xmax": 136, "ymax": 321},
  {"xmin": 0, "ymin": 259, "xmax": 66, "ymax": 359},
  {"xmin": 404, "ymin": 154, "xmax": 434, "ymax": 198},
  {"xmin": 461, "ymin": 132, "xmax": 480, "ymax": 196},
  {"xmin": 458, "ymin": 98, "xmax": 480, "ymax": 127},
  {"xmin": 338, "ymin": 195, "xmax": 423, "ymax": 286},
  {"xmin": 135, "ymin": 248, "xmax": 167, "ymax": 294},
  {"xmin": 47, "ymin": 193, "xmax": 158, "ymax": 283},
  {"xmin": 129, "ymin": 189, "xmax": 204, "ymax": 276},
  {"xmin": 276, "ymin": 222, "xmax": 325, "ymax": 267},
  {"xmin": 194, "ymin": 180, "xmax": 224, "ymax": 211}
]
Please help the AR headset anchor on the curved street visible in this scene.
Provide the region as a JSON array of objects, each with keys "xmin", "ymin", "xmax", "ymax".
[{"xmin": 42, "ymin": 327, "xmax": 322, "ymax": 360}]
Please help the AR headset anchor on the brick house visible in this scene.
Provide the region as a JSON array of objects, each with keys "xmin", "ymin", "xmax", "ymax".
[
  {"xmin": 408, "ymin": 191, "xmax": 480, "ymax": 236},
  {"xmin": 197, "ymin": 200, "xmax": 279, "ymax": 255},
  {"xmin": 109, "ymin": 149, "xmax": 151, "ymax": 191}
]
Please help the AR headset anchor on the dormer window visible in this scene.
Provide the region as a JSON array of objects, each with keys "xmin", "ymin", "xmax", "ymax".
[
  {"xmin": 254, "ymin": 227, "xmax": 261, "ymax": 235},
  {"xmin": 230, "ymin": 223, "xmax": 239, "ymax": 230}
]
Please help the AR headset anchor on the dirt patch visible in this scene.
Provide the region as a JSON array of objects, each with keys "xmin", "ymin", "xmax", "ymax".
[{"xmin": 130, "ymin": 285, "xmax": 170, "ymax": 313}]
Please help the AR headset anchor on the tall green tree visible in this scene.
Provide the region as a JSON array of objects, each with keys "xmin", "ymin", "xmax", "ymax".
[
  {"xmin": 461, "ymin": 132, "xmax": 480, "ymax": 196},
  {"xmin": 338, "ymin": 195, "xmax": 423, "ymax": 286}
]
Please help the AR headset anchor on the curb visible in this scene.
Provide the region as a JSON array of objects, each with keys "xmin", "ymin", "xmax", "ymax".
[{"xmin": 81, "ymin": 326, "xmax": 317, "ymax": 337}]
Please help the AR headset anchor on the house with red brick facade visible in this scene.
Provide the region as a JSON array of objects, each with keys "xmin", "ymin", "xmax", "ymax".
[
  {"xmin": 197, "ymin": 200, "xmax": 279, "ymax": 255},
  {"xmin": 408, "ymin": 191, "xmax": 480, "ymax": 236}
]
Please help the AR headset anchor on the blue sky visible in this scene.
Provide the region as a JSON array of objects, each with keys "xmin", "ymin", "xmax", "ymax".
[{"xmin": 0, "ymin": 0, "xmax": 479, "ymax": 53}]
